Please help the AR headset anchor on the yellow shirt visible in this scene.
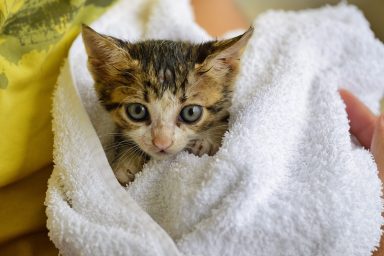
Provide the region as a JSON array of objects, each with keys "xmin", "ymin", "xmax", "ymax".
[{"xmin": 0, "ymin": 0, "xmax": 115, "ymax": 254}]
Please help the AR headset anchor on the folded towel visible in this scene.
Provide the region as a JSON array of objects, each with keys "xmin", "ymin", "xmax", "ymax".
[{"xmin": 46, "ymin": 0, "xmax": 384, "ymax": 255}]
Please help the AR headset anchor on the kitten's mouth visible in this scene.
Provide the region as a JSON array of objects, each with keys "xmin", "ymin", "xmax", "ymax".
[{"xmin": 150, "ymin": 149, "xmax": 173, "ymax": 159}]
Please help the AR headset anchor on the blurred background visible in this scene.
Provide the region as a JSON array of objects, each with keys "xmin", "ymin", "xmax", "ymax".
[
  {"xmin": 238, "ymin": 0, "xmax": 384, "ymax": 42},
  {"xmin": 193, "ymin": 0, "xmax": 384, "ymax": 110},
  {"xmin": 193, "ymin": 0, "xmax": 384, "ymax": 42}
]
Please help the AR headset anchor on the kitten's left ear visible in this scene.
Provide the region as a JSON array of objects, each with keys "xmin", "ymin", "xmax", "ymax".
[{"xmin": 196, "ymin": 27, "xmax": 254, "ymax": 74}]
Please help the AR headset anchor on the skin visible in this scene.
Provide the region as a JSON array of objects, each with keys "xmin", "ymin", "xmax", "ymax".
[
  {"xmin": 339, "ymin": 89, "xmax": 383, "ymax": 176},
  {"xmin": 340, "ymin": 89, "xmax": 384, "ymax": 256}
]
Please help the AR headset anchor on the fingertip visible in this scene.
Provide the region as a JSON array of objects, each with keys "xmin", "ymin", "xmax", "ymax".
[
  {"xmin": 338, "ymin": 88, "xmax": 357, "ymax": 107},
  {"xmin": 338, "ymin": 89, "xmax": 376, "ymax": 149},
  {"xmin": 338, "ymin": 88, "xmax": 348, "ymax": 96}
]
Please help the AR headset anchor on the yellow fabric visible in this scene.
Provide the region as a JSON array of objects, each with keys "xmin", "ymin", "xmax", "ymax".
[
  {"xmin": 0, "ymin": 165, "xmax": 53, "ymax": 246},
  {"xmin": 1, "ymin": 230, "xmax": 58, "ymax": 256},
  {"xmin": 0, "ymin": 0, "xmax": 115, "ymax": 254}
]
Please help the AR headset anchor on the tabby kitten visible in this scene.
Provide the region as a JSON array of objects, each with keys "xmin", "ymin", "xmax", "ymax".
[{"xmin": 82, "ymin": 25, "xmax": 253, "ymax": 184}]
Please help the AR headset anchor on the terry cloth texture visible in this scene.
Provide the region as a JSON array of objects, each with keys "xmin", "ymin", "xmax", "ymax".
[{"xmin": 46, "ymin": 0, "xmax": 384, "ymax": 255}]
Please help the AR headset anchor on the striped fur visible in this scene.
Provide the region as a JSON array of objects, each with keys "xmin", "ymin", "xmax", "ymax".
[{"xmin": 82, "ymin": 25, "xmax": 253, "ymax": 184}]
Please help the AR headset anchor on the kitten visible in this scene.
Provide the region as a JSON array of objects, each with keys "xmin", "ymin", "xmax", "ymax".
[{"xmin": 82, "ymin": 25, "xmax": 253, "ymax": 184}]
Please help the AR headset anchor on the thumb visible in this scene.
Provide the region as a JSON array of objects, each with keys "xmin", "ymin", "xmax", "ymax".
[
  {"xmin": 372, "ymin": 114, "xmax": 384, "ymax": 179},
  {"xmin": 371, "ymin": 114, "xmax": 384, "ymax": 256},
  {"xmin": 371, "ymin": 114, "xmax": 384, "ymax": 178},
  {"xmin": 339, "ymin": 89, "xmax": 377, "ymax": 149}
]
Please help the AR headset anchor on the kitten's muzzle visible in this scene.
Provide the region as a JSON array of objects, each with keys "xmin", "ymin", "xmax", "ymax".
[{"xmin": 152, "ymin": 137, "xmax": 173, "ymax": 151}]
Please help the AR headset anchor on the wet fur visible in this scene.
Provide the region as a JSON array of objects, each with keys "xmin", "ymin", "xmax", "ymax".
[{"xmin": 82, "ymin": 25, "xmax": 253, "ymax": 184}]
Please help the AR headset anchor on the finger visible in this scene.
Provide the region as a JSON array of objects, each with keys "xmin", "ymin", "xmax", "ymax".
[
  {"xmin": 371, "ymin": 115, "xmax": 384, "ymax": 256},
  {"xmin": 339, "ymin": 89, "xmax": 377, "ymax": 149},
  {"xmin": 372, "ymin": 114, "xmax": 384, "ymax": 178}
]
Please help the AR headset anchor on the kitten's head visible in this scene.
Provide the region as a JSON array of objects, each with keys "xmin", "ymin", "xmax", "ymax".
[{"xmin": 82, "ymin": 25, "xmax": 253, "ymax": 159}]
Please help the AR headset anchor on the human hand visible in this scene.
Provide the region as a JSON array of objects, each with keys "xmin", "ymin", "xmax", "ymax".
[
  {"xmin": 339, "ymin": 89, "xmax": 384, "ymax": 256},
  {"xmin": 339, "ymin": 89, "xmax": 384, "ymax": 176}
]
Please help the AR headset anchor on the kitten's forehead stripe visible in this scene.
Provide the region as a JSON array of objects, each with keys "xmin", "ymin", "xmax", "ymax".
[{"xmin": 127, "ymin": 40, "xmax": 196, "ymax": 97}]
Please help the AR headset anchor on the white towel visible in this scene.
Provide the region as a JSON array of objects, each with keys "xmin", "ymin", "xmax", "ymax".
[{"xmin": 46, "ymin": 0, "xmax": 384, "ymax": 255}]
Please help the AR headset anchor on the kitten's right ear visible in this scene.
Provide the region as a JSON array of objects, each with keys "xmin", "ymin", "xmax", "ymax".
[
  {"xmin": 83, "ymin": 25, "xmax": 137, "ymax": 75},
  {"xmin": 82, "ymin": 24, "xmax": 129, "ymax": 64}
]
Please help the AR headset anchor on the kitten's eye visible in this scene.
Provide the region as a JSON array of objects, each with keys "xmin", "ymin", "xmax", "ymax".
[
  {"xmin": 126, "ymin": 103, "xmax": 148, "ymax": 121},
  {"xmin": 179, "ymin": 105, "xmax": 203, "ymax": 123}
]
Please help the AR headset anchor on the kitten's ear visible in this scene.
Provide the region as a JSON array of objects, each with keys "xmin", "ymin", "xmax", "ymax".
[
  {"xmin": 82, "ymin": 24, "xmax": 126, "ymax": 62},
  {"xmin": 196, "ymin": 27, "xmax": 254, "ymax": 75},
  {"xmin": 82, "ymin": 25, "xmax": 136, "ymax": 83}
]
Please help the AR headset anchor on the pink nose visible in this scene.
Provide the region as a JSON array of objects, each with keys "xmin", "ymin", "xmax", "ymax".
[{"xmin": 152, "ymin": 137, "xmax": 173, "ymax": 150}]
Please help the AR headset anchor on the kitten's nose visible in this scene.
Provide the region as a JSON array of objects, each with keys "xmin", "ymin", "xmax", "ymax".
[{"xmin": 152, "ymin": 137, "xmax": 173, "ymax": 150}]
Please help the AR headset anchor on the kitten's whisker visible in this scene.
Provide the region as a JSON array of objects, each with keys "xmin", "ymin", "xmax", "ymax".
[
  {"xmin": 103, "ymin": 136, "xmax": 136, "ymax": 151},
  {"xmin": 104, "ymin": 142, "xmax": 132, "ymax": 151},
  {"xmin": 112, "ymin": 143, "xmax": 143, "ymax": 170},
  {"xmin": 99, "ymin": 132, "xmax": 125, "ymax": 137}
]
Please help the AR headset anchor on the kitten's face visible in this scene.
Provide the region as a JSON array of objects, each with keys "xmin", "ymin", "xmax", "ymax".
[{"xmin": 82, "ymin": 25, "xmax": 252, "ymax": 159}]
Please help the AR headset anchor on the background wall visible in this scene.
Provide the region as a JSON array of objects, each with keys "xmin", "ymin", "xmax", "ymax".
[{"xmin": 236, "ymin": 0, "xmax": 384, "ymax": 42}]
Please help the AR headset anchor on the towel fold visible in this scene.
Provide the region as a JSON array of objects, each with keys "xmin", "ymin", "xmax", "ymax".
[{"xmin": 46, "ymin": 1, "xmax": 384, "ymax": 255}]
